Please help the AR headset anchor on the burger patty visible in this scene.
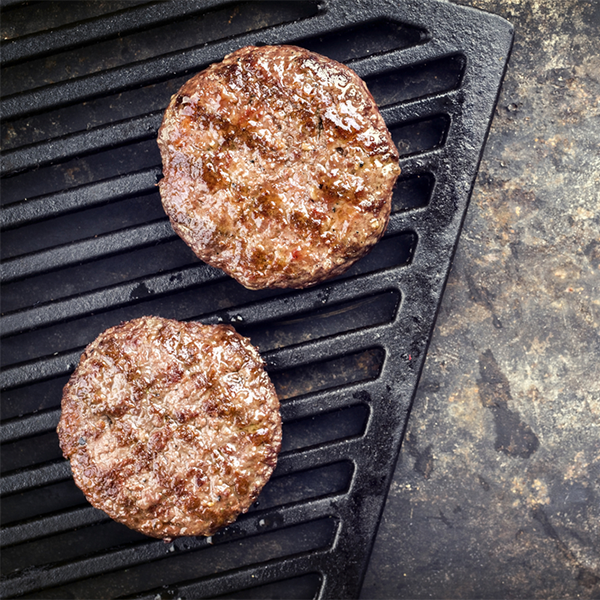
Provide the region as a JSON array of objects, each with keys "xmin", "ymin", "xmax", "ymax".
[
  {"xmin": 57, "ymin": 316, "xmax": 282, "ymax": 539},
  {"xmin": 158, "ymin": 44, "xmax": 401, "ymax": 290}
]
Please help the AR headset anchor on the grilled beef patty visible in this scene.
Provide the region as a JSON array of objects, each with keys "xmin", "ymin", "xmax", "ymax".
[
  {"xmin": 57, "ymin": 317, "xmax": 281, "ymax": 539},
  {"xmin": 158, "ymin": 44, "xmax": 400, "ymax": 290}
]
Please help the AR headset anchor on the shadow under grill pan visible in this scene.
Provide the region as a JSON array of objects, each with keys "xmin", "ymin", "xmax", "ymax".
[{"xmin": 0, "ymin": 1, "xmax": 513, "ymax": 598}]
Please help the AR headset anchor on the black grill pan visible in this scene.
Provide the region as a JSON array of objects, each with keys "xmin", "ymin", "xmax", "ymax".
[{"xmin": 0, "ymin": 1, "xmax": 513, "ymax": 598}]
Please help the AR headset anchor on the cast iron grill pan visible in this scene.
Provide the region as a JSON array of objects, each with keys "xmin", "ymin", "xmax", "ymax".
[{"xmin": 0, "ymin": 1, "xmax": 513, "ymax": 598}]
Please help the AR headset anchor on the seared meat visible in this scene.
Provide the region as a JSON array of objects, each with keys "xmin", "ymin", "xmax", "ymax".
[
  {"xmin": 57, "ymin": 316, "xmax": 282, "ymax": 539},
  {"xmin": 158, "ymin": 44, "xmax": 400, "ymax": 289}
]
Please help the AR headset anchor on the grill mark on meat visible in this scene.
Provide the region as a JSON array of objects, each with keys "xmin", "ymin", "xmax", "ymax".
[
  {"xmin": 158, "ymin": 45, "xmax": 400, "ymax": 289},
  {"xmin": 58, "ymin": 317, "xmax": 282, "ymax": 539}
]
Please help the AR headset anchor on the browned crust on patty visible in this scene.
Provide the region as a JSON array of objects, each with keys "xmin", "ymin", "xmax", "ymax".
[
  {"xmin": 158, "ymin": 44, "xmax": 400, "ymax": 290},
  {"xmin": 57, "ymin": 317, "xmax": 282, "ymax": 539}
]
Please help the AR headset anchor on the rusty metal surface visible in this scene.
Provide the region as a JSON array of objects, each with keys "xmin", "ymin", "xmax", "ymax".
[{"xmin": 362, "ymin": 0, "xmax": 600, "ymax": 597}]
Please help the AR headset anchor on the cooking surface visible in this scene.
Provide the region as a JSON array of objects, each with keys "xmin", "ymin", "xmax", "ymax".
[
  {"xmin": 1, "ymin": 0, "xmax": 597, "ymax": 598},
  {"xmin": 362, "ymin": 0, "xmax": 600, "ymax": 597},
  {"xmin": 1, "ymin": 2, "xmax": 513, "ymax": 597}
]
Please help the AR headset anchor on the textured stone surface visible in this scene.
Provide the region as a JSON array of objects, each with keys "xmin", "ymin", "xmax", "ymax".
[{"xmin": 362, "ymin": 0, "xmax": 600, "ymax": 597}]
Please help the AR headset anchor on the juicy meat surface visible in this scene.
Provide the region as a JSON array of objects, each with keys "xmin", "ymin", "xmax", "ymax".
[
  {"xmin": 57, "ymin": 317, "xmax": 282, "ymax": 539},
  {"xmin": 158, "ymin": 44, "xmax": 400, "ymax": 290}
]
